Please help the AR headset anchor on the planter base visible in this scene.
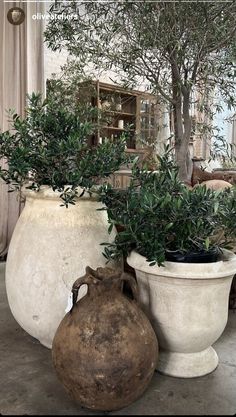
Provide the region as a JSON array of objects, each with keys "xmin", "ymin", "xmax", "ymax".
[{"xmin": 157, "ymin": 346, "xmax": 218, "ymax": 378}]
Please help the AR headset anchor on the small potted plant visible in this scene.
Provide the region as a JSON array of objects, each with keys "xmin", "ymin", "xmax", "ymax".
[
  {"xmin": 0, "ymin": 93, "xmax": 129, "ymax": 348},
  {"xmin": 100, "ymin": 147, "xmax": 236, "ymax": 378}
]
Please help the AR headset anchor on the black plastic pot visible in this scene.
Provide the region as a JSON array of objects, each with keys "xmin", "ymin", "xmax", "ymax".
[{"xmin": 165, "ymin": 247, "xmax": 220, "ymax": 263}]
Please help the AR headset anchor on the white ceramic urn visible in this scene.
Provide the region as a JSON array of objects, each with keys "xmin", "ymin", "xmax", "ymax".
[
  {"xmin": 6, "ymin": 186, "xmax": 118, "ymax": 348},
  {"xmin": 127, "ymin": 249, "xmax": 236, "ymax": 378}
]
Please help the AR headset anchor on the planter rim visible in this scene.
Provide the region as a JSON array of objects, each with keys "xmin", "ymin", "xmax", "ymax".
[
  {"xmin": 22, "ymin": 184, "xmax": 99, "ymax": 201},
  {"xmin": 127, "ymin": 249, "xmax": 236, "ymax": 279}
]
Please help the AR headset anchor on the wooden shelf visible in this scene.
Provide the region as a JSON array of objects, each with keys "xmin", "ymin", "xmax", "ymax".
[
  {"xmin": 105, "ymin": 111, "xmax": 136, "ymax": 117},
  {"xmin": 101, "ymin": 126, "xmax": 124, "ymax": 131},
  {"xmin": 101, "ymin": 126, "xmax": 135, "ymax": 131},
  {"xmin": 97, "ymin": 84, "xmax": 140, "ymax": 96}
]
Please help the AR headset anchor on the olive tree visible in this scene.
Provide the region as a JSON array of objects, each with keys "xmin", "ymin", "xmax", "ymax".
[{"xmin": 45, "ymin": 0, "xmax": 236, "ymax": 182}]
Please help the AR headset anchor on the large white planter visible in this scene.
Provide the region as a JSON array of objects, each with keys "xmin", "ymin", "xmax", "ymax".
[
  {"xmin": 127, "ymin": 249, "xmax": 236, "ymax": 378},
  {"xmin": 6, "ymin": 186, "xmax": 117, "ymax": 349}
]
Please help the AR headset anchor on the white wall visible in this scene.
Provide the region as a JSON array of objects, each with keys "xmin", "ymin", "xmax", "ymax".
[{"xmin": 44, "ymin": 45, "xmax": 69, "ymax": 81}]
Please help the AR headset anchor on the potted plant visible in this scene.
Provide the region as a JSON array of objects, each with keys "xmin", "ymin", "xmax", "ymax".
[
  {"xmin": 0, "ymin": 93, "xmax": 129, "ymax": 348},
  {"xmin": 100, "ymin": 148, "xmax": 236, "ymax": 378}
]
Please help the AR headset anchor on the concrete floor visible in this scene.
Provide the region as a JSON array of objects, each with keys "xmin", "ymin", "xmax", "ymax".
[{"xmin": 0, "ymin": 262, "xmax": 236, "ymax": 416}]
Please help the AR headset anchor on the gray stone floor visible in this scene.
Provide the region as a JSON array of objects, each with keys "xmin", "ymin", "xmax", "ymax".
[{"xmin": 0, "ymin": 261, "xmax": 236, "ymax": 416}]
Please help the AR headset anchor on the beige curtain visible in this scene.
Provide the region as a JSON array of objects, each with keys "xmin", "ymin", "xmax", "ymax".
[{"xmin": 0, "ymin": 1, "xmax": 45, "ymax": 257}]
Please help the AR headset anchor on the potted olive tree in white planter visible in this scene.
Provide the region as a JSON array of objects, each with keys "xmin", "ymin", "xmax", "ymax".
[
  {"xmin": 100, "ymin": 148, "xmax": 236, "ymax": 378},
  {"xmin": 0, "ymin": 93, "xmax": 129, "ymax": 348}
]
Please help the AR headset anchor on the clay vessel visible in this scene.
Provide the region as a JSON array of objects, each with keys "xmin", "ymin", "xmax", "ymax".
[
  {"xmin": 6, "ymin": 186, "xmax": 117, "ymax": 348},
  {"xmin": 52, "ymin": 266, "xmax": 158, "ymax": 411}
]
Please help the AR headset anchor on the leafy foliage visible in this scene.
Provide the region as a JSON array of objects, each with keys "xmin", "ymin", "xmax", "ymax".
[
  {"xmin": 210, "ymin": 136, "xmax": 236, "ymax": 168},
  {"xmin": 0, "ymin": 93, "xmax": 129, "ymax": 206},
  {"xmin": 99, "ymin": 146, "xmax": 236, "ymax": 266},
  {"xmin": 46, "ymin": 66, "xmax": 96, "ymax": 110},
  {"xmin": 45, "ymin": 1, "xmax": 236, "ymax": 180}
]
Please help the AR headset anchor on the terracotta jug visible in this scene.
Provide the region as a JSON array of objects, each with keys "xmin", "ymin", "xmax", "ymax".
[{"xmin": 52, "ymin": 266, "xmax": 158, "ymax": 412}]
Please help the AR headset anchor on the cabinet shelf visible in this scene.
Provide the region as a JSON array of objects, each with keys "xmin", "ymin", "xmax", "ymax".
[
  {"xmin": 101, "ymin": 126, "xmax": 124, "ymax": 131},
  {"xmin": 85, "ymin": 80, "xmax": 160, "ymax": 151},
  {"xmin": 105, "ymin": 111, "xmax": 136, "ymax": 117},
  {"xmin": 97, "ymin": 84, "xmax": 139, "ymax": 96},
  {"xmin": 101, "ymin": 126, "xmax": 135, "ymax": 131}
]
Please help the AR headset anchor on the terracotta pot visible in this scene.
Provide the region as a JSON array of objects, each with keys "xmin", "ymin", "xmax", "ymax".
[
  {"xmin": 6, "ymin": 186, "xmax": 118, "ymax": 348},
  {"xmin": 195, "ymin": 179, "xmax": 233, "ymax": 190},
  {"xmin": 52, "ymin": 266, "xmax": 158, "ymax": 412}
]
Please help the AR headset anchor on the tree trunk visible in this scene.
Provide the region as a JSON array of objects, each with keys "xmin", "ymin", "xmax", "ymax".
[
  {"xmin": 172, "ymin": 81, "xmax": 192, "ymax": 184},
  {"xmin": 182, "ymin": 91, "xmax": 192, "ymax": 183},
  {"xmin": 175, "ymin": 142, "xmax": 189, "ymax": 183}
]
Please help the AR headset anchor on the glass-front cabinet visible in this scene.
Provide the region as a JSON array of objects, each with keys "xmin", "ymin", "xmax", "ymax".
[
  {"xmin": 136, "ymin": 96, "xmax": 160, "ymax": 148},
  {"xmin": 94, "ymin": 81, "xmax": 160, "ymax": 151}
]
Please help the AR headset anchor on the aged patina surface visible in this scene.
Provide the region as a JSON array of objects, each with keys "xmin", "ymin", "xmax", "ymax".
[{"xmin": 52, "ymin": 266, "xmax": 158, "ymax": 412}]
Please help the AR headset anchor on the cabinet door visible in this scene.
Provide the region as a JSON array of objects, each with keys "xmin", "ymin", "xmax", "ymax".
[{"xmin": 136, "ymin": 96, "xmax": 160, "ymax": 148}]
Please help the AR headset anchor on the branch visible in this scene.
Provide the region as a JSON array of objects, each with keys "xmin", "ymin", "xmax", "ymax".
[
  {"xmin": 207, "ymin": 25, "xmax": 236, "ymax": 55},
  {"xmin": 139, "ymin": 56, "xmax": 174, "ymax": 103}
]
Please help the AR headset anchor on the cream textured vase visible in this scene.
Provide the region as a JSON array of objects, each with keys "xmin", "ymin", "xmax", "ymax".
[
  {"xmin": 127, "ymin": 249, "xmax": 236, "ymax": 378},
  {"xmin": 6, "ymin": 186, "xmax": 117, "ymax": 348}
]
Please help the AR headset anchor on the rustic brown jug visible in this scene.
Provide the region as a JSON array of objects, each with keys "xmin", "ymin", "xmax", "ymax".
[{"xmin": 52, "ymin": 266, "xmax": 158, "ymax": 412}]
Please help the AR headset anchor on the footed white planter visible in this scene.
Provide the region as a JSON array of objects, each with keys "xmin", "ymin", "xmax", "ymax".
[
  {"xmin": 127, "ymin": 249, "xmax": 236, "ymax": 378},
  {"xmin": 6, "ymin": 186, "xmax": 117, "ymax": 349}
]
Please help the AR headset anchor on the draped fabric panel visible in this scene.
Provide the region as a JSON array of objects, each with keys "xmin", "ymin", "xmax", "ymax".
[{"xmin": 0, "ymin": 1, "xmax": 45, "ymax": 257}]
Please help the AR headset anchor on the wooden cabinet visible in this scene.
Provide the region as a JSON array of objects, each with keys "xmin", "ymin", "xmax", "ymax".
[
  {"xmin": 47, "ymin": 79, "xmax": 161, "ymax": 189},
  {"xmin": 46, "ymin": 78, "xmax": 161, "ymax": 152},
  {"xmin": 97, "ymin": 83, "xmax": 136, "ymax": 148},
  {"xmin": 93, "ymin": 81, "xmax": 160, "ymax": 151},
  {"xmin": 138, "ymin": 96, "xmax": 161, "ymax": 148}
]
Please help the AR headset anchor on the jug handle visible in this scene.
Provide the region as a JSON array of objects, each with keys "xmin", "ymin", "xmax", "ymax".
[
  {"xmin": 71, "ymin": 274, "xmax": 99, "ymax": 311},
  {"xmin": 120, "ymin": 272, "xmax": 139, "ymax": 303},
  {"xmin": 70, "ymin": 271, "xmax": 139, "ymax": 312}
]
